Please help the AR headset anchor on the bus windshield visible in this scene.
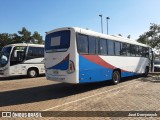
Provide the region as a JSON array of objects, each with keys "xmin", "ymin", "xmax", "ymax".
[
  {"xmin": 0, "ymin": 46, "xmax": 12, "ymax": 67},
  {"xmin": 45, "ymin": 30, "xmax": 70, "ymax": 52}
]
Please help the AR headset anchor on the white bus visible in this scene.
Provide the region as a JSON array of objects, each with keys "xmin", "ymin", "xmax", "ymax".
[
  {"xmin": 45, "ymin": 27, "xmax": 152, "ymax": 84},
  {"xmin": 0, "ymin": 43, "xmax": 45, "ymax": 77}
]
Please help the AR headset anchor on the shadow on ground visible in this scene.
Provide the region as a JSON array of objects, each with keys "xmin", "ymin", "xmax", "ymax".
[{"xmin": 0, "ymin": 76, "xmax": 137, "ymax": 107}]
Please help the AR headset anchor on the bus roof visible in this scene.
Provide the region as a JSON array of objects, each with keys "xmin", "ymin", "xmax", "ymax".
[
  {"xmin": 46, "ymin": 27, "xmax": 149, "ymax": 48},
  {"xmin": 4, "ymin": 43, "xmax": 44, "ymax": 47}
]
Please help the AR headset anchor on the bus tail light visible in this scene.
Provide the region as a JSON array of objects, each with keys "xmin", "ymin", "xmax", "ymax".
[{"xmin": 67, "ymin": 60, "xmax": 75, "ymax": 74}]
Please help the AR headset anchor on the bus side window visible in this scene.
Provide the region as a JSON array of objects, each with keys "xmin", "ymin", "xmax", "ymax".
[
  {"xmin": 115, "ymin": 41, "xmax": 121, "ymax": 56},
  {"xmin": 77, "ymin": 34, "xmax": 88, "ymax": 54},
  {"xmin": 135, "ymin": 46, "xmax": 139, "ymax": 56},
  {"xmin": 95, "ymin": 38, "xmax": 99, "ymax": 54},
  {"xmin": 38, "ymin": 47, "xmax": 44, "ymax": 57},
  {"xmin": 99, "ymin": 38, "xmax": 107, "ymax": 55},
  {"xmin": 108, "ymin": 40, "xmax": 114, "ymax": 56},
  {"xmin": 126, "ymin": 44, "xmax": 131, "ymax": 56},
  {"xmin": 89, "ymin": 36, "xmax": 96, "ymax": 54},
  {"xmin": 130, "ymin": 45, "xmax": 136, "ymax": 56},
  {"xmin": 27, "ymin": 47, "xmax": 44, "ymax": 60},
  {"xmin": 139, "ymin": 46, "xmax": 143, "ymax": 56},
  {"xmin": 121, "ymin": 43, "xmax": 127, "ymax": 56},
  {"xmin": 142, "ymin": 47, "xmax": 146, "ymax": 57}
]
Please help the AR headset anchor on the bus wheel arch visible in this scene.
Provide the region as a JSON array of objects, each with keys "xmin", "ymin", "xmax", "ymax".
[
  {"xmin": 27, "ymin": 67, "xmax": 39, "ymax": 78},
  {"xmin": 111, "ymin": 69, "xmax": 121, "ymax": 85}
]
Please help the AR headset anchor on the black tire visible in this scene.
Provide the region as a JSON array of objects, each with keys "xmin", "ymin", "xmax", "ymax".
[
  {"xmin": 111, "ymin": 70, "xmax": 120, "ymax": 85},
  {"xmin": 27, "ymin": 69, "xmax": 38, "ymax": 78}
]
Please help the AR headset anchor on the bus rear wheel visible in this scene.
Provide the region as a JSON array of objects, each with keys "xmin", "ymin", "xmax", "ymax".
[
  {"xmin": 27, "ymin": 68, "xmax": 38, "ymax": 78},
  {"xmin": 112, "ymin": 70, "xmax": 120, "ymax": 85}
]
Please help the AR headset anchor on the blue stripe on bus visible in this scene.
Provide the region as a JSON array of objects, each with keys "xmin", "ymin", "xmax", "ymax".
[
  {"xmin": 47, "ymin": 54, "xmax": 69, "ymax": 70},
  {"xmin": 79, "ymin": 55, "xmax": 113, "ymax": 83},
  {"xmin": 79, "ymin": 55, "xmax": 139, "ymax": 83},
  {"xmin": 47, "ymin": 59, "xmax": 69, "ymax": 70}
]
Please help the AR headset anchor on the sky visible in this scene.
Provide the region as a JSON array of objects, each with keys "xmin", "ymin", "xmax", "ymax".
[{"xmin": 0, "ymin": 0, "xmax": 160, "ymax": 40}]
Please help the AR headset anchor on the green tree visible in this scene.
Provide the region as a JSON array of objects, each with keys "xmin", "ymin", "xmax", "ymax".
[
  {"xmin": 0, "ymin": 27, "xmax": 44, "ymax": 51},
  {"xmin": 137, "ymin": 23, "xmax": 160, "ymax": 48},
  {"xmin": 31, "ymin": 31, "xmax": 44, "ymax": 44},
  {"xmin": 0, "ymin": 33, "xmax": 12, "ymax": 50},
  {"xmin": 11, "ymin": 33, "xmax": 21, "ymax": 43},
  {"xmin": 18, "ymin": 27, "xmax": 31, "ymax": 43}
]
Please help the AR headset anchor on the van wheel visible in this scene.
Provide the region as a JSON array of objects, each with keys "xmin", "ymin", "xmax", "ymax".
[
  {"xmin": 112, "ymin": 71, "xmax": 120, "ymax": 85},
  {"xmin": 27, "ymin": 69, "xmax": 38, "ymax": 78}
]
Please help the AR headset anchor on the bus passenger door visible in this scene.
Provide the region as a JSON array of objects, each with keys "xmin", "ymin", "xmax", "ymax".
[{"xmin": 10, "ymin": 50, "xmax": 26, "ymax": 75}]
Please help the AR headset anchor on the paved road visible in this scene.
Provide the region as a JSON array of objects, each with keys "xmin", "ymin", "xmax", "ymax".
[{"xmin": 0, "ymin": 76, "xmax": 160, "ymax": 119}]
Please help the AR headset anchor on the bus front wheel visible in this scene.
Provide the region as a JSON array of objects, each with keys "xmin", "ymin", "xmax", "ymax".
[
  {"xmin": 112, "ymin": 70, "xmax": 120, "ymax": 85},
  {"xmin": 27, "ymin": 68, "xmax": 38, "ymax": 78}
]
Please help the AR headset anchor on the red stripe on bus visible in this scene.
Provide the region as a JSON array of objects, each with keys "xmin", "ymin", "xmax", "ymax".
[{"xmin": 82, "ymin": 55, "xmax": 126, "ymax": 72}]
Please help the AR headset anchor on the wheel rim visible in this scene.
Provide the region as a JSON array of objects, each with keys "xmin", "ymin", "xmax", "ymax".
[
  {"xmin": 113, "ymin": 71, "xmax": 120, "ymax": 83},
  {"xmin": 30, "ymin": 70, "xmax": 36, "ymax": 77}
]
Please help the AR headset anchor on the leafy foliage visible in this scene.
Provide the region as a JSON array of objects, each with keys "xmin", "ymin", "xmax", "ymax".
[
  {"xmin": 18, "ymin": 27, "xmax": 32, "ymax": 43},
  {"xmin": 137, "ymin": 23, "xmax": 160, "ymax": 48},
  {"xmin": 0, "ymin": 27, "xmax": 44, "ymax": 51}
]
